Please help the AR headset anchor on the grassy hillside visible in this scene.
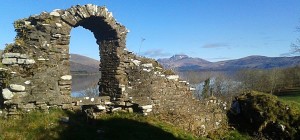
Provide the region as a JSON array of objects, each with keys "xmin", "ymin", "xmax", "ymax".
[
  {"xmin": 70, "ymin": 54, "xmax": 100, "ymax": 74},
  {"xmin": 70, "ymin": 54, "xmax": 100, "ymax": 69}
]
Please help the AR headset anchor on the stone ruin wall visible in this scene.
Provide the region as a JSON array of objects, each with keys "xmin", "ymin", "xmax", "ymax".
[{"xmin": 0, "ymin": 4, "xmax": 227, "ymax": 136}]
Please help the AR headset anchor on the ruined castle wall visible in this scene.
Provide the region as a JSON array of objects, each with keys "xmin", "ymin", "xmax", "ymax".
[{"xmin": 0, "ymin": 4, "xmax": 227, "ymax": 136}]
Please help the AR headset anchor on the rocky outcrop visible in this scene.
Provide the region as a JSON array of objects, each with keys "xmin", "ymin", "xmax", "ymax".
[{"xmin": 228, "ymin": 92, "xmax": 300, "ymax": 139}]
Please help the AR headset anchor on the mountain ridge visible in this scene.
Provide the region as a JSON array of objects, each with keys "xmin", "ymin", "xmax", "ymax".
[
  {"xmin": 69, "ymin": 53, "xmax": 300, "ymax": 73},
  {"xmin": 158, "ymin": 54, "xmax": 300, "ymax": 71}
]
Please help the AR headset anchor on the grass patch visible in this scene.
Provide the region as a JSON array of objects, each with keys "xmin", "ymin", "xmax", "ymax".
[
  {"xmin": 277, "ymin": 88, "xmax": 300, "ymax": 110},
  {"xmin": 221, "ymin": 130, "xmax": 252, "ymax": 140},
  {"xmin": 0, "ymin": 109, "xmax": 254, "ymax": 140},
  {"xmin": 0, "ymin": 109, "xmax": 68, "ymax": 139},
  {"xmin": 96, "ymin": 112, "xmax": 202, "ymax": 140},
  {"xmin": 0, "ymin": 109, "xmax": 203, "ymax": 140}
]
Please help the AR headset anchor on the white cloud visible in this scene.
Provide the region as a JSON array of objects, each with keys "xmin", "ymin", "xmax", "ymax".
[
  {"xmin": 141, "ymin": 49, "xmax": 171, "ymax": 58},
  {"xmin": 202, "ymin": 43, "xmax": 230, "ymax": 49}
]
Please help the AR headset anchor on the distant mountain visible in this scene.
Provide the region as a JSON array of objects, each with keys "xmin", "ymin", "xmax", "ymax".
[
  {"xmin": 158, "ymin": 54, "xmax": 212, "ymax": 70},
  {"xmin": 70, "ymin": 54, "xmax": 100, "ymax": 73},
  {"xmin": 157, "ymin": 55, "xmax": 300, "ymax": 71}
]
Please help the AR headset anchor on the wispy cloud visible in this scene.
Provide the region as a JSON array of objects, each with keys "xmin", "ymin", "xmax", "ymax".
[
  {"xmin": 280, "ymin": 52, "xmax": 294, "ymax": 57},
  {"xmin": 202, "ymin": 43, "xmax": 230, "ymax": 49},
  {"xmin": 141, "ymin": 49, "xmax": 171, "ymax": 58},
  {"xmin": 208, "ymin": 57, "xmax": 231, "ymax": 61}
]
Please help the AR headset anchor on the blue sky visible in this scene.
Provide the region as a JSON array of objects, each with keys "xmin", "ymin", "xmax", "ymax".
[{"xmin": 1, "ymin": 0, "xmax": 300, "ymax": 62}]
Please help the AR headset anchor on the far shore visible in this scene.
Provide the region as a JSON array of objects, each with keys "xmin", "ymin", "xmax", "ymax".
[{"xmin": 71, "ymin": 72, "xmax": 101, "ymax": 76}]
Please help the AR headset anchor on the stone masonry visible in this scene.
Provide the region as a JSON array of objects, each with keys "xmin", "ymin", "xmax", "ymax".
[{"xmin": 0, "ymin": 4, "xmax": 227, "ymax": 136}]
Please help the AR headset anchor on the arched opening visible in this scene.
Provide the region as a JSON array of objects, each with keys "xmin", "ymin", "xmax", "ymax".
[
  {"xmin": 66, "ymin": 14, "xmax": 124, "ymax": 98},
  {"xmin": 51, "ymin": 5, "xmax": 129, "ymax": 99},
  {"xmin": 69, "ymin": 26, "xmax": 101, "ymax": 97},
  {"xmin": 70, "ymin": 16, "xmax": 124, "ymax": 98}
]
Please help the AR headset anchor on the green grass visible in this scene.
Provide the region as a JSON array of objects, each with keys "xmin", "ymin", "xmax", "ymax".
[
  {"xmin": 0, "ymin": 109, "xmax": 254, "ymax": 140},
  {"xmin": 95, "ymin": 112, "xmax": 202, "ymax": 140},
  {"xmin": 0, "ymin": 109, "xmax": 203, "ymax": 140},
  {"xmin": 277, "ymin": 88, "xmax": 300, "ymax": 109},
  {"xmin": 221, "ymin": 130, "xmax": 253, "ymax": 140}
]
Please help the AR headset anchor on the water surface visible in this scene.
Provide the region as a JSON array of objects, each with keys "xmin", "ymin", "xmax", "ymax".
[{"xmin": 71, "ymin": 74, "xmax": 101, "ymax": 97}]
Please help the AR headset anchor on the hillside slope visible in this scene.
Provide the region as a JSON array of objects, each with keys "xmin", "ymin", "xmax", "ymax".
[{"xmin": 70, "ymin": 54, "xmax": 100, "ymax": 73}]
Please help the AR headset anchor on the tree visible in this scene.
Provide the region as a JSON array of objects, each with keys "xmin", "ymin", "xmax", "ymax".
[
  {"xmin": 213, "ymin": 75, "xmax": 223, "ymax": 96},
  {"xmin": 269, "ymin": 68, "xmax": 282, "ymax": 94},
  {"xmin": 291, "ymin": 39, "xmax": 300, "ymax": 54},
  {"xmin": 202, "ymin": 78, "xmax": 210, "ymax": 98},
  {"xmin": 291, "ymin": 26, "xmax": 300, "ymax": 54}
]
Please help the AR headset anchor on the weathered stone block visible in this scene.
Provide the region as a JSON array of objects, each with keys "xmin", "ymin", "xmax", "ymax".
[
  {"xmin": 96, "ymin": 105, "xmax": 106, "ymax": 110},
  {"xmin": 59, "ymin": 85, "xmax": 71, "ymax": 90},
  {"xmin": 166, "ymin": 75, "xmax": 179, "ymax": 81},
  {"xmin": 55, "ymin": 23, "xmax": 62, "ymax": 27},
  {"xmin": 127, "ymin": 108, "xmax": 133, "ymax": 113},
  {"xmin": 13, "ymin": 92, "xmax": 27, "ymax": 98},
  {"xmin": 2, "ymin": 58, "xmax": 17, "ymax": 64},
  {"xmin": 111, "ymin": 107, "xmax": 121, "ymax": 112},
  {"xmin": 37, "ymin": 58, "xmax": 47, "ymax": 61},
  {"xmin": 19, "ymin": 54, "xmax": 28, "ymax": 59},
  {"xmin": 23, "ymin": 103, "xmax": 35, "ymax": 109},
  {"xmin": 142, "ymin": 109, "xmax": 152, "ymax": 113},
  {"xmin": 24, "ymin": 80, "xmax": 31, "ymax": 85},
  {"xmin": 59, "ymin": 80, "xmax": 72, "ymax": 85},
  {"xmin": 35, "ymin": 101, "xmax": 46, "ymax": 105},
  {"xmin": 39, "ymin": 104, "xmax": 48, "ymax": 110},
  {"xmin": 17, "ymin": 59, "xmax": 26, "ymax": 64},
  {"xmin": 61, "ymin": 12, "xmax": 76, "ymax": 26},
  {"xmin": 62, "ymin": 104, "xmax": 72, "ymax": 109},
  {"xmin": 85, "ymin": 4, "xmax": 97, "ymax": 16},
  {"xmin": 2, "ymin": 53, "xmax": 20, "ymax": 58},
  {"xmin": 60, "ymin": 75, "xmax": 72, "ymax": 80},
  {"xmin": 76, "ymin": 6, "xmax": 89, "ymax": 18},
  {"xmin": 189, "ymin": 87, "xmax": 196, "ymax": 91},
  {"xmin": 9, "ymin": 84, "xmax": 25, "ymax": 92},
  {"xmin": 60, "ymin": 90, "xmax": 70, "ymax": 95},
  {"xmin": 24, "ymin": 59, "xmax": 35, "ymax": 64},
  {"xmin": 2, "ymin": 88, "xmax": 13, "ymax": 100},
  {"xmin": 50, "ymin": 11, "xmax": 60, "ymax": 17},
  {"xmin": 140, "ymin": 105, "xmax": 153, "ymax": 110},
  {"xmin": 126, "ymin": 102, "xmax": 133, "ymax": 107}
]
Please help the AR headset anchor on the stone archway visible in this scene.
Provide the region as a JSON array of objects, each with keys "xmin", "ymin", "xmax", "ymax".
[
  {"xmin": 0, "ymin": 4, "xmax": 131, "ymax": 107},
  {"xmin": 59, "ymin": 5, "xmax": 129, "ymax": 97}
]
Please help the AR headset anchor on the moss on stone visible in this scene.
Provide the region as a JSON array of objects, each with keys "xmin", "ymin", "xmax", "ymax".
[{"xmin": 228, "ymin": 91, "xmax": 300, "ymax": 139}]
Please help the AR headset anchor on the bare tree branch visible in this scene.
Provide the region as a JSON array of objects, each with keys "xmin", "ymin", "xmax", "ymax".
[{"xmin": 291, "ymin": 38, "xmax": 300, "ymax": 54}]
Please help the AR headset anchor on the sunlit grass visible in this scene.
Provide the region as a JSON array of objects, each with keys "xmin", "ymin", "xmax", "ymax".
[
  {"xmin": 277, "ymin": 88, "xmax": 300, "ymax": 110},
  {"xmin": 0, "ymin": 109, "xmax": 67, "ymax": 140},
  {"xmin": 0, "ymin": 109, "xmax": 255, "ymax": 140},
  {"xmin": 0, "ymin": 109, "xmax": 204, "ymax": 140}
]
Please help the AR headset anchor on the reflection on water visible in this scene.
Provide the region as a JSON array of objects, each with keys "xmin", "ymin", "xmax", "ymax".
[{"xmin": 71, "ymin": 74, "xmax": 101, "ymax": 97}]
